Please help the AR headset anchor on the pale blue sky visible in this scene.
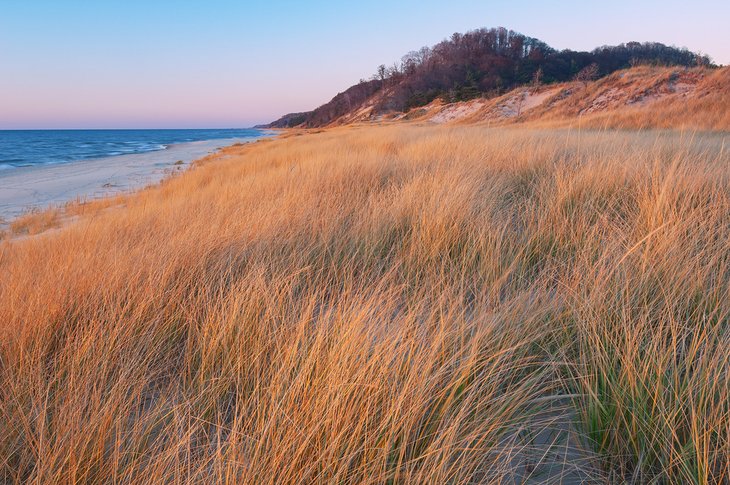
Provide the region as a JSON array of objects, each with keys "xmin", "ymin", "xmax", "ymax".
[{"xmin": 1, "ymin": 0, "xmax": 727, "ymax": 129}]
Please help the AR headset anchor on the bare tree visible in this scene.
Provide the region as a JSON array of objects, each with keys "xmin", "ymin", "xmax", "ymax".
[
  {"xmin": 401, "ymin": 52, "xmax": 418, "ymax": 75},
  {"xmin": 386, "ymin": 63, "xmax": 401, "ymax": 81},
  {"xmin": 694, "ymin": 52, "xmax": 711, "ymax": 67},
  {"xmin": 574, "ymin": 63, "xmax": 599, "ymax": 85},
  {"xmin": 531, "ymin": 67, "xmax": 543, "ymax": 88}
]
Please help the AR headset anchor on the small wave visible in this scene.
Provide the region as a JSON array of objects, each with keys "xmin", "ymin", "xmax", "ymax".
[
  {"xmin": 134, "ymin": 144, "xmax": 168, "ymax": 153},
  {"xmin": 0, "ymin": 162, "xmax": 33, "ymax": 170}
]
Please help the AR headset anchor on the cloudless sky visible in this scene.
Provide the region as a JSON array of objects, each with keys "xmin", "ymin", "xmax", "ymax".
[{"xmin": 1, "ymin": 0, "xmax": 727, "ymax": 129}]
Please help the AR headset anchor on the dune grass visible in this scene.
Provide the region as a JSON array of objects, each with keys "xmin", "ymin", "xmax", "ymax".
[
  {"xmin": 7, "ymin": 208, "xmax": 61, "ymax": 237},
  {"xmin": 0, "ymin": 125, "xmax": 728, "ymax": 483},
  {"xmin": 526, "ymin": 67, "xmax": 730, "ymax": 132}
]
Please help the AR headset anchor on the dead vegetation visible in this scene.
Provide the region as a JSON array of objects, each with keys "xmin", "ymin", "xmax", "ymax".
[
  {"xmin": 7, "ymin": 208, "xmax": 61, "ymax": 236},
  {"xmin": 0, "ymin": 125, "xmax": 728, "ymax": 483}
]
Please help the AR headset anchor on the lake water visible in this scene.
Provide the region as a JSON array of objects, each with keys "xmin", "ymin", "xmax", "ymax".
[{"xmin": 0, "ymin": 128, "xmax": 268, "ymax": 170}]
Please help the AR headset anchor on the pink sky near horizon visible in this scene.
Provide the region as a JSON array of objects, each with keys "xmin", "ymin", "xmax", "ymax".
[{"xmin": 1, "ymin": 0, "xmax": 727, "ymax": 129}]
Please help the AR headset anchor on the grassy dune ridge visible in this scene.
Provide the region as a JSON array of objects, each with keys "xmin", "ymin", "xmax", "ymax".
[{"xmin": 1, "ymin": 125, "xmax": 728, "ymax": 483}]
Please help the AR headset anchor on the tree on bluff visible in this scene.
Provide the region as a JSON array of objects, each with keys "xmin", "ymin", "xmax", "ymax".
[
  {"xmin": 268, "ymin": 27, "xmax": 715, "ymax": 128},
  {"xmin": 575, "ymin": 63, "xmax": 599, "ymax": 85}
]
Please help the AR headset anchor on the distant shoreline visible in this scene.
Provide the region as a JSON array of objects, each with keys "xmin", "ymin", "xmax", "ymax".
[{"xmin": 0, "ymin": 136, "xmax": 269, "ymax": 223}]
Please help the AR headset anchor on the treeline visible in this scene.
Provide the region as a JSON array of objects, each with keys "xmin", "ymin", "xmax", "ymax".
[{"xmin": 265, "ymin": 27, "xmax": 714, "ymax": 128}]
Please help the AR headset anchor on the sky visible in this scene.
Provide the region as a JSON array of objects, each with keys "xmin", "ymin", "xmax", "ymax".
[{"xmin": 1, "ymin": 0, "xmax": 727, "ymax": 129}]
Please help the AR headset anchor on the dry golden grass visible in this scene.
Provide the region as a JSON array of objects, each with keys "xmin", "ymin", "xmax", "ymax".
[
  {"xmin": 7, "ymin": 209, "xmax": 61, "ymax": 237},
  {"xmin": 0, "ymin": 124, "xmax": 728, "ymax": 483},
  {"xmin": 524, "ymin": 67, "xmax": 730, "ymax": 132}
]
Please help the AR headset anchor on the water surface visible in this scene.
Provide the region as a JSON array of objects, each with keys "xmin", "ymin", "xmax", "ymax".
[{"xmin": 0, "ymin": 129, "xmax": 267, "ymax": 170}]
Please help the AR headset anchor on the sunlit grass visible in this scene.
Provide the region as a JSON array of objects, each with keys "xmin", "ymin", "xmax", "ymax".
[
  {"xmin": 525, "ymin": 66, "xmax": 730, "ymax": 132},
  {"xmin": 0, "ymin": 124, "xmax": 727, "ymax": 483}
]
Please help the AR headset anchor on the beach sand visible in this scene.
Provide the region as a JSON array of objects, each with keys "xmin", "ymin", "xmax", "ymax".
[{"xmin": 0, "ymin": 138, "xmax": 252, "ymax": 223}]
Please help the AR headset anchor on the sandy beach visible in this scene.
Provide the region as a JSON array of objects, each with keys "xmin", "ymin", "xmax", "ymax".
[{"xmin": 0, "ymin": 137, "xmax": 254, "ymax": 223}]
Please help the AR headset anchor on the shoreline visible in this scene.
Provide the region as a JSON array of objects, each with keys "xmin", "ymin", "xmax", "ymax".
[{"xmin": 0, "ymin": 136, "xmax": 265, "ymax": 224}]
